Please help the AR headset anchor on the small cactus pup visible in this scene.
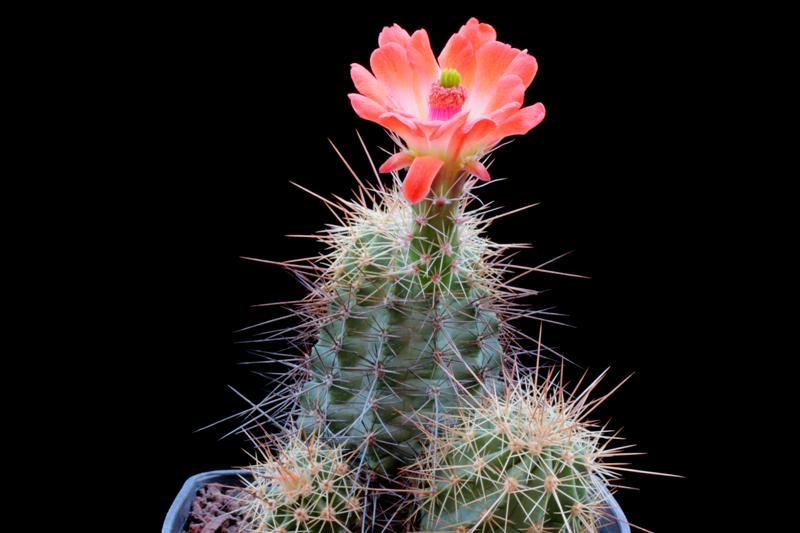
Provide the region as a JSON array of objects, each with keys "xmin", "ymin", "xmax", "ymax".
[
  {"xmin": 407, "ymin": 371, "xmax": 637, "ymax": 533},
  {"xmin": 241, "ymin": 431, "xmax": 364, "ymax": 533},
  {"xmin": 292, "ymin": 17, "xmax": 546, "ymax": 474}
]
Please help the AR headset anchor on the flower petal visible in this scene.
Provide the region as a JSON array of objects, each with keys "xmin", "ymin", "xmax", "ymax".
[
  {"xmin": 438, "ymin": 34, "xmax": 476, "ymax": 92},
  {"xmin": 481, "ymin": 75, "xmax": 525, "ymax": 116},
  {"xmin": 379, "ymin": 23, "xmax": 411, "ymax": 47},
  {"xmin": 470, "ymin": 41, "xmax": 521, "ymax": 110},
  {"xmin": 351, "ymin": 63, "xmax": 389, "ymax": 107},
  {"xmin": 431, "ymin": 109, "xmax": 470, "ymax": 141},
  {"xmin": 408, "ymin": 29, "xmax": 438, "ymax": 115},
  {"xmin": 459, "ymin": 17, "xmax": 497, "ymax": 51},
  {"xmin": 491, "ymin": 103, "xmax": 546, "ymax": 141},
  {"xmin": 403, "ymin": 156, "xmax": 443, "ymax": 204},
  {"xmin": 449, "ymin": 117, "xmax": 498, "ymax": 158},
  {"xmin": 349, "ymin": 93, "xmax": 387, "ymax": 122},
  {"xmin": 489, "ymin": 101, "xmax": 523, "ymax": 124},
  {"xmin": 379, "ymin": 151, "xmax": 415, "ymax": 173},
  {"xmin": 507, "ymin": 52, "xmax": 538, "ymax": 88},
  {"xmin": 371, "ymin": 43, "xmax": 421, "ymax": 117},
  {"xmin": 464, "ymin": 159, "xmax": 491, "ymax": 182},
  {"xmin": 377, "ymin": 111, "xmax": 424, "ymax": 147}
]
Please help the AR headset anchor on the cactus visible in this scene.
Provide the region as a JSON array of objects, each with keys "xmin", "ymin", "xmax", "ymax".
[
  {"xmin": 406, "ymin": 372, "xmax": 627, "ymax": 533},
  {"xmin": 241, "ymin": 431, "xmax": 364, "ymax": 533},
  {"xmin": 225, "ymin": 16, "xmax": 652, "ymax": 533}
]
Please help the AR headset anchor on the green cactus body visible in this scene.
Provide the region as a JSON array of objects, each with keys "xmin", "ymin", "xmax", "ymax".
[
  {"xmin": 297, "ymin": 192, "xmax": 507, "ymax": 473},
  {"xmin": 242, "ymin": 434, "xmax": 363, "ymax": 533},
  {"xmin": 231, "ymin": 17, "xmax": 650, "ymax": 533},
  {"xmin": 414, "ymin": 378, "xmax": 613, "ymax": 533}
]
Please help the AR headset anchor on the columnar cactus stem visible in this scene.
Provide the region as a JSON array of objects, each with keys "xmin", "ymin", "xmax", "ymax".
[{"xmin": 295, "ymin": 186, "xmax": 506, "ymax": 473}]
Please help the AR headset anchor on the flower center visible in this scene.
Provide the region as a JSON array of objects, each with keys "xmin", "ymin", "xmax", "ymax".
[{"xmin": 428, "ymin": 68, "xmax": 465, "ymax": 121}]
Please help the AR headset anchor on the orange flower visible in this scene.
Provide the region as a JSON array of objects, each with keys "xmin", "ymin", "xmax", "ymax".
[{"xmin": 349, "ymin": 18, "xmax": 545, "ymax": 203}]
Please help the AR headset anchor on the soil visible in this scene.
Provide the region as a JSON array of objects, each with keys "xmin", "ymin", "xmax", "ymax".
[{"xmin": 184, "ymin": 482, "xmax": 245, "ymax": 533}]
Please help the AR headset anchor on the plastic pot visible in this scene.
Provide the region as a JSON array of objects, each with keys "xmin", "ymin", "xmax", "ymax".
[
  {"xmin": 163, "ymin": 470, "xmax": 244, "ymax": 533},
  {"xmin": 163, "ymin": 469, "xmax": 631, "ymax": 533}
]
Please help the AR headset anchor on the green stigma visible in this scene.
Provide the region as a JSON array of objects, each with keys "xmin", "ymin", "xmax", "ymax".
[{"xmin": 439, "ymin": 68, "xmax": 461, "ymax": 88}]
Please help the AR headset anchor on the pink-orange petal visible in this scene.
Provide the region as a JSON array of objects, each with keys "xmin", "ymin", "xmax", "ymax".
[
  {"xmin": 349, "ymin": 93, "xmax": 387, "ymax": 122},
  {"xmin": 378, "ymin": 23, "xmax": 411, "ymax": 47},
  {"xmin": 471, "ymin": 41, "xmax": 521, "ymax": 105},
  {"xmin": 379, "ymin": 151, "xmax": 415, "ymax": 173},
  {"xmin": 371, "ymin": 43, "xmax": 421, "ymax": 117},
  {"xmin": 350, "ymin": 63, "xmax": 389, "ymax": 107},
  {"xmin": 438, "ymin": 33, "xmax": 476, "ymax": 91},
  {"xmin": 377, "ymin": 112, "xmax": 425, "ymax": 147},
  {"xmin": 414, "ymin": 120, "xmax": 443, "ymax": 142},
  {"xmin": 507, "ymin": 52, "xmax": 538, "ymax": 88},
  {"xmin": 431, "ymin": 109, "xmax": 470, "ymax": 141},
  {"xmin": 482, "ymin": 75, "xmax": 525, "ymax": 116},
  {"xmin": 408, "ymin": 29, "xmax": 438, "ymax": 114},
  {"xmin": 489, "ymin": 101, "xmax": 523, "ymax": 124},
  {"xmin": 464, "ymin": 159, "xmax": 491, "ymax": 182},
  {"xmin": 450, "ymin": 117, "xmax": 498, "ymax": 157},
  {"xmin": 459, "ymin": 17, "xmax": 497, "ymax": 51},
  {"xmin": 378, "ymin": 111, "xmax": 419, "ymax": 132},
  {"xmin": 492, "ymin": 103, "xmax": 546, "ymax": 140},
  {"xmin": 402, "ymin": 156, "xmax": 443, "ymax": 204}
]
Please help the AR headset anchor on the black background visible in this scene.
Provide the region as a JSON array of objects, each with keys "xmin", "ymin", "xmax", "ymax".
[{"xmin": 135, "ymin": 6, "xmax": 733, "ymax": 531}]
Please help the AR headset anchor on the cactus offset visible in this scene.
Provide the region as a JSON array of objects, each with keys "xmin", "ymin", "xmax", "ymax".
[
  {"xmin": 407, "ymin": 372, "xmax": 629, "ymax": 533},
  {"xmin": 241, "ymin": 432, "xmax": 364, "ymax": 533}
]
